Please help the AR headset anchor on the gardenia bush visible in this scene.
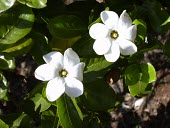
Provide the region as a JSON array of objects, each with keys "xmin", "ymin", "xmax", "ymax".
[{"xmin": 0, "ymin": 0, "xmax": 169, "ymax": 127}]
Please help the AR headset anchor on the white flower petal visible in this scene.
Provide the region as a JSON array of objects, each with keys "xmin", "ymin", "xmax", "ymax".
[
  {"xmin": 89, "ymin": 23, "xmax": 109, "ymax": 39},
  {"xmin": 67, "ymin": 62, "xmax": 85, "ymax": 81},
  {"xmin": 34, "ymin": 64, "xmax": 58, "ymax": 81},
  {"xmin": 118, "ymin": 10, "xmax": 132, "ymax": 33},
  {"xmin": 117, "ymin": 38, "xmax": 137, "ymax": 55},
  {"xmin": 93, "ymin": 38, "xmax": 111, "ymax": 55},
  {"xmin": 104, "ymin": 42, "xmax": 120, "ymax": 62},
  {"xmin": 46, "ymin": 77, "xmax": 65, "ymax": 102},
  {"xmin": 65, "ymin": 77, "xmax": 83, "ymax": 98},
  {"xmin": 43, "ymin": 51, "xmax": 64, "ymax": 67},
  {"xmin": 124, "ymin": 25, "xmax": 137, "ymax": 41},
  {"xmin": 100, "ymin": 11, "xmax": 119, "ymax": 30},
  {"xmin": 64, "ymin": 48, "xmax": 80, "ymax": 68}
]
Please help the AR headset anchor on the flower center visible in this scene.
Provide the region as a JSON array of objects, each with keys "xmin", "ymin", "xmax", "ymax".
[
  {"xmin": 110, "ymin": 30, "xmax": 119, "ymax": 39},
  {"xmin": 59, "ymin": 69, "xmax": 68, "ymax": 77}
]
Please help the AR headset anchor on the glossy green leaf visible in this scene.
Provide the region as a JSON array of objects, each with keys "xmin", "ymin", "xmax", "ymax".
[
  {"xmin": 161, "ymin": 16, "xmax": 170, "ymax": 33},
  {"xmin": 72, "ymin": 34, "xmax": 97, "ymax": 57},
  {"xmin": 30, "ymin": 32, "xmax": 50, "ymax": 65},
  {"xmin": 125, "ymin": 63, "xmax": 156, "ymax": 96},
  {"xmin": 0, "ymin": 0, "xmax": 15, "ymax": 13},
  {"xmin": 50, "ymin": 36, "xmax": 80, "ymax": 53},
  {"xmin": 128, "ymin": 82, "xmax": 152, "ymax": 97},
  {"xmin": 48, "ymin": 15, "xmax": 87, "ymax": 39},
  {"xmin": 18, "ymin": 0, "xmax": 47, "ymax": 8},
  {"xmin": 125, "ymin": 64, "xmax": 140, "ymax": 85},
  {"xmin": 79, "ymin": 56, "xmax": 121, "ymax": 110},
  {"xmin": 140, "ymin": 63, "xmax": 156, "ymax": 83},
  {"xmin": 145, "ymin": 1, "xmax": 169, "ymax": 32},
  {"xmin": 3, "ymin": 37, "xmax": 33, "ymax": 57},
  {"xmin": 0, "ymin": 73, "xmax": 8, "ymax": 100},
  {"xmin": 28, "ymin": 82, "xmax": 47, "ymax": 98},
  {"xmin": 31, "ymin": 93, "xmax": 51, "ymax": 112},
  {"xmin": 82, "ymin": 57, "xmax": 112, "ymax": 84},
  {"xmin": 81, "ymin": 78, "xmax": 122, "ymax": 110},
  {"xmin": 11, "ymin": 113, "xmax": 33, "ymax": 128},
  {"xmin": 41, "ymin": 109, "xmax": 58, "ymax": 128},
  {"xmin": 57, "ymin": 94, "xmax": 82, "ymax": 128},
  {"xmin": 88, "ymin": 17, "xmax": 101, "ymax": 30},
  {"xmin": 0, "ymin": 5, "xmax": 35, "ymax": 51},
  {"xmin": 71, "ymin": 98, "xmax": 83, "ymax": 120},
  {"xmin": 133, "ymin": 19, "xmax": 147, "ymax": 42},
  {"xmin": 0, "ymin": 119, "xmax": 9, "ymax": 128},
  {"xmin": 83, "ymin": 57, "xmax": 112, "ymax": 73},
  {"xmin": 0, "ymin": 54, "xmax": 15, "ymax": 69},
  {"xmin": 0, "ymin": 113, "xmax": 33, "ymax": 128}
]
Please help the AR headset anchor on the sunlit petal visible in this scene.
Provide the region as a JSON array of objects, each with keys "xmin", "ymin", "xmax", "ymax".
[
  {"xmin": 43, "ymin": 51, "xmax": 64, "ymax": 67},
  {"xmin": 124, "ymin": 25, "xmax": 137, "ymax": 41},
  {"xmin": 46, "ymin": 77, "xmax": 65, "ymax": 102},
  {"xmin": 89, "ymin": 23, "xmax": 109, "ymax": 39},
  {"xmin": 64, "ymin": 48, "xmax": 80, "ymax": 69},
  {"xmin": 100, "ymin": 11, "xmax": 119, "ymax": 30},
  {"xmin": 117, "ymin": 38, "xmax": 137, "ymax": 55},
  {"xmin": 34, "ymin": 64, "xmax": 58, "ymax": 81},
  {"xmin": 65, "ymin": 77, "xmax": 83, "ymax": 97},
  {"xmin": 93, "ymin": 38, "xmax": 111, "ymax": 55},
  {"xmin": 104, "ymin": 42, "xmax": 120, "ymax": 62},
  {"xmin": 118, "ymin": 10, "xmax": 132, "ymax": 33},
  {"xmin": 67, "ymin": 63, "xmax": 85, "ymax": 81}
]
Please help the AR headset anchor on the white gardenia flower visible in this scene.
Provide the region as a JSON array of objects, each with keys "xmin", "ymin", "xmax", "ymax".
[
  {"xmin": 34, "ymin": 48, "xmax": 85, "ymax": 102},
  {"xmin": 89, "ymin": 10, "xmax": 137, "ymax": 62}
]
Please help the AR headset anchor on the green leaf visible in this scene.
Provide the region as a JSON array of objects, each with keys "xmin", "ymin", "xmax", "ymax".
[
  {"xmin": 0, "ymin": 0, "xmax": 15, "ymax": 13},
  {"xmin": 72, "ymin": 34, "xmax": 97, "ymax": 57},
  {"xmin": 140, "ymin": 63, "xmax": 156, "ymax": 83},
  {"xmin": 0, "ymin": 5, "xmax": 35, "ymax": 51},
  {"xmin": 0, "ymin": 73, "xmax": 8, "ymax": 100},
  {"xmin": 18, "ymin": 0, "xmax": 47, "ymax": 8},
  {"xmin": 0, "ymin": 54, "xmax": 15, "ymax": 69},
  {"xmin": 48, "ymin": 15, "xmax": 87, "ymax": 39},
  {"xmin": 11, "ymin": 113, "xmax": 33, "ymax": 128},
  {"xmin": 82, "ymin": 57, "xmax": 112, "ymax": 83},
  {"xmin": 133, "ymin": 19, "xmax": 147, "ymax": 42},
  {"xmin": 0, "ymin": 113, "xmax": 33, "ymax": 128},
  {"xmin": 125, "ymin": 64, "xmax": 140, "ymax": 85},
  {"xmin": 57, "ymin": 94, "xmax": 82, "ymax": 128},
  {"xmin": 161, "ymin": 16, "xmax": 170, "ymax": 33},
  {"xmin": 41, "ymin": 109, "xmax": 58, "ymax": 128},
  {"xmin": 78, "ymin": 56, "xmax": 121, "ymax": 110},
  {"xmin": 88, "ymin": 17, "xmax": 101, "ymax": 30},
  {"xmin": 28, "ymin": 82, "xmax": 47, "ymax": 98},
  {"xmin": 83, "ymin": 57, "xmax": 112, "ymax": 73},
  {"xmin": 145, "ymin": 1, "xmax": 169, "ymax": 32},
  {"xmin": 81, "ymin": 78, "xmax": 122, "ymax": 110},
  {"xmin": 3, "ymin": 37, "xmax": 33, "ymax": 57},
  {"xmin": 31, "ymin": 93, "xmax": 51, "ymax": 112},
  {"xmin": 128, "ymin": 82, "xmax": 152, "ymax": 97},
  {"xmin": 30, "ymin": 32, "xmax": 50, "ymax": 65},
  {"xmin": 0, "ymin": 119, "xmax": 9, "ymax": 128},
  {"xmin": 71, "ymin": 98, "xmax": 83, "ymax": 120},
  {"xmin": 125, "ymin": 63, "xmax": 156, "ymax": 96},
  {"xmin": 50, "ymin": 36, "xmax": 81, "ymax": 53}
]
